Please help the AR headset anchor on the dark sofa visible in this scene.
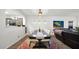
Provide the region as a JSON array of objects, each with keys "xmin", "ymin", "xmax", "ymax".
[{"xmin": 54, "ymin": 29, "xmax": 79, "ymax": 49}]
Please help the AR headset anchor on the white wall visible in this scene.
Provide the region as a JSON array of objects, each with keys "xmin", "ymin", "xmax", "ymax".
[
  {"xmin": 26, "ymin": 15, "xmax": 78, "ymax": 33},
  {"xmin": 52, "ymin": 16, "xmax": 78, "ymax": 28},
  {"xmin": 26, "ymin": 16, "xmax": 53, "ymax": 33},
  {"xmin": 0, "ymin": 10, "xmax": 26, "ymax": 48},
  {"xmin": 0, "ymin": 27, "xmax": 25, "ymax": 48},
  {"xmin": 75, "ymin": 16, "xmax": 79, "ymax": 26}
]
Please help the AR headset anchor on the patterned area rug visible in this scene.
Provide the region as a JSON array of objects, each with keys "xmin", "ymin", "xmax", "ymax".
[
  {"xmin": 29, "ymin": 35, "xmax": 70, "ymax": 49},
  {"xmin": 50, "ymin": 35, "xmax": 71, "ymax": 49},
  {"xmin": 29, "ymin": 35, "xmax": 57, "ymax": 49},
  {"xmin": 17, "ymin": 35, "xmax": 70, "ymax": 49},
  {"xmin": 29, "ymin": 41, "xmax": 50, "ymax": 49}
]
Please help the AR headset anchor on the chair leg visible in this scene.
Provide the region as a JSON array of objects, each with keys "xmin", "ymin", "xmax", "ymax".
[
  {"xmin": 29, "ymin": 41, "xmax": 32, "ymax": 47},
  {"xmin": 48, "ymin": 41, "xmax": 50, "ymax": 48}
]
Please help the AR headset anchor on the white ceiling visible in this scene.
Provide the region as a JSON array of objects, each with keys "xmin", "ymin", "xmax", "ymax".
[
  {"xmin": 1, "ymin": 9, "xmax": 79, "ymax": 16},
  {"xmin": 4, "ymin": 9, "xmax": 23, "ymax": 16},
  {"xmin": 19, "ymin": 9, "xmax": 79, "ymax": 16}
]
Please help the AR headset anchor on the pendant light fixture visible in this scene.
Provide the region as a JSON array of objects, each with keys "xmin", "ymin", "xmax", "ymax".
[{"xmin": 38, "ymin": 9, "xmax": 42, "ymax": 16}]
